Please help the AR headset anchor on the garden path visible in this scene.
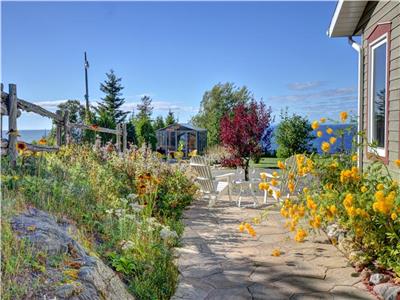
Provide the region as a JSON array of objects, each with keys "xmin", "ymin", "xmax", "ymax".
[{"xmin": 172, "ymin": 193, "xmax": 377, "ymax": 300}]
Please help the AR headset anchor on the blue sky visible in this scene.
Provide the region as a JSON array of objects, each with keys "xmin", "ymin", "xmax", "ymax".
[{"xmin": 2, "ymin": 1, "xmax": 358, "ymax": 130}]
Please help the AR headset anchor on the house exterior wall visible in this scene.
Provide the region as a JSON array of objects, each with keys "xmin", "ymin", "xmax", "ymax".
[{"xmin": 355, "ymin": 1, "xmax": 400, "ymax": 178}]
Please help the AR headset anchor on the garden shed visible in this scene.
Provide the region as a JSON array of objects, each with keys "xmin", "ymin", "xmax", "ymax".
[{"xmin": 156, "ymin": 123, "xmax": 207, "ymax": 156}]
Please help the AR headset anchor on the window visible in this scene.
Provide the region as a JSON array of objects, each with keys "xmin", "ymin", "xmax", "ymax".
[{"xmin": 369, "ymin": 35, "xmax": 388, "ymax": 157}]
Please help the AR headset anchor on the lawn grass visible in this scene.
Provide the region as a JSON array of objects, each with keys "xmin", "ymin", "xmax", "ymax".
[{"xmin": 250, "ymin": 157, "xmax": 279, "ymax": 169}]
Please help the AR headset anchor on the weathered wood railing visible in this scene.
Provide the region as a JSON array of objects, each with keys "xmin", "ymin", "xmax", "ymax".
[{"xmin": 1, "ymin": 83, "xmax": 128, "ymax": 166}]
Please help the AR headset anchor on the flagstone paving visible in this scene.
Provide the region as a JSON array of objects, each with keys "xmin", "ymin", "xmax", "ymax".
[{"xmin": 172, "ymin": 195, "xmax": 377, "ymax": 300}]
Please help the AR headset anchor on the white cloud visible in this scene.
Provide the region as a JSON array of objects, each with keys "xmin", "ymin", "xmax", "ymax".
[
  {"xmin": 287, "ymin": 81, "xmax": 325, "ymax": 91},
  {"xmin": 269, "ymin": 87, "xmax": 356, "ymax": 102}
]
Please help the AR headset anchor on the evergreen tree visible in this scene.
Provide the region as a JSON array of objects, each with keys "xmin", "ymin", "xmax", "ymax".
[
  {"xmin": 154, "ymin": 115, "xmax": 165, "ymax": 130},
  {"xmin": 95, "ymin": 69, "xmax": 128, "ymax": 127},
  {"xmin": 136, "ymin": 95, "xmax": 153, "ymax": 120},
  {"xmin": 136, "ymin": 117, "xmax": 157, "ymax": 150},
  {"xmin": 165, "ymin": 109, "xmax": 176, "ymax": 126},
  {"xmin": 126, "ymin": 112, "xmax": 137, "ymax": 146}
]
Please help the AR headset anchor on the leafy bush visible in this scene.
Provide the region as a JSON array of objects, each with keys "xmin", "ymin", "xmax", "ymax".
[
  {"xmin": 256, "ymin": 112, "xmax": 400, "ymax": 276},
  {"xmin": 1, "ymin": 144, "xmax": 197, "ymax": 299},
  {"xmin": 275, "ymin": 110, "xmax": 314, "ymax": 158}
]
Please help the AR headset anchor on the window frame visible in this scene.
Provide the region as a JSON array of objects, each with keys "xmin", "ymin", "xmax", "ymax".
[
  {"xmin": 366, "ymin": 22, "xmax": 391, "ymax": 163},
  {"xmin": 368, "ymin": 35, "xmax": 388, "ymax": 157}
]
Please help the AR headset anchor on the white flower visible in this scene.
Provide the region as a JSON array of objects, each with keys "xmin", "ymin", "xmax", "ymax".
[
  {"xmin": 121, "ymin": 240, "xmax": 135, "ymax": 251},
  {"xmin": 125, "ymin": 214, "xmax": 136, "ymax": 220},
  {"xmin": 105, "ymin": 209, "xmax": 114, "ymax": 215},
  {"xmin": 120, "ymin": 198, "xmax": 128, "ymax": 205},
  {"xmin": 115, "ymin": 209, "xmax": 124, "ymax": 218},
  {"xmin": 129, "ymin": 203, "xmax": 144, "ymax": 213},
  {"xmin": 127, "ymin": 193, "xmax": 138, "ymax": 201},
  {"xmin": 160, "ymin": 227, "xmax": 178, "ymax": 241}
]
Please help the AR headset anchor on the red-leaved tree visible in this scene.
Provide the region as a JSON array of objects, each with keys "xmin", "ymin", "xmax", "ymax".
[{"xmin": 220, "ymin": 101, "xmax": 272, "ymax": 181}]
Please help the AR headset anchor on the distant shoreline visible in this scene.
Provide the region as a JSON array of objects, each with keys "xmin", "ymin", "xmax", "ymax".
[{"xmin": 2, "ymin": 129, "xmax": 50, "ymax": 143}]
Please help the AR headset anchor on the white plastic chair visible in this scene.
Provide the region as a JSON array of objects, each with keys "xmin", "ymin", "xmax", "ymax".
[{"xmin": 190, "ymin": 156, "xmax": 235, "ymax": 207}]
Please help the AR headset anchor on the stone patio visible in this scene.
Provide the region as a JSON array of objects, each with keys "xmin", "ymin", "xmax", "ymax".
[{"xmin": 172, "ymin": 195, "xmax": 377, "ymax": 300}]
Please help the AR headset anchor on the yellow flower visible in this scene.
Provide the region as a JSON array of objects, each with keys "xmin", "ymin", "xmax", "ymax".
[
  {"xmin": 260, "ymin": 172, "xmax": 267, "ymax": 180},
  {"xmin": 277, "ymin": 160, "xmax": 285, "ymax": 170},
  {"xmin": 294, "ymin": 228, "xmax": 307, "ymax": 242},
  {"xmin": 317, "ymin": 131, "xmax": 323, "ymax": 138},
  {"xmin": 320, "ymin": 117, "xmax": 326, "ymax": 123},
  {"xmin": 271, "ymin": 178, "xmax": 278, "ymax": 187},
  {"xmin": 275, "ymin": 190, "xmax": 281, "ymax": 198},
  {"xmin": 271, "ymin": 248, "xmax": 281, "ymax": 257},
  {"xmin": 239, "ymin": 223, "xmax": 245, "ymax": 233},
  {"xmin": 311, "ymin": 120, "xmax": 319, "ymax": 130},
  {"xmin": 396, "ymin": 160, "xmax": 400, "ymax": 168},
  {"xmin": 303, "ymin": 187, "xmax": 309, "ymax": 194},
  {"xmin": 343, "ymin": 193, "xmax": 353, "ymax": 208},
  {"xmin": 360, "ymin": 186, "xmax": 368, "ymax": 193},
  {"xmin": 391, "ymin": 212, "xmax": 398, "ymax": 221},
  {"xmin": 16, "ymin": 142, "xmax": 28, "ymax": 152},
  {"xmin": 288, "ymin": 181, "xmax": 295, "ymax": 193},
  {"xmin": 272, "ymin": 171, "xmax": 278, "ymax": 178},
  {"xmin": 352, "ymin": 154, "xmax": 357, "ymax": 162},
  {"xmin": 340, "ymin": 111, "xmax": 348, "ymax": 122},
  {"xmin": 253, "ymin": 217, "xmax": 260, "ymax": 225},
  {"xmin": 329, "ymin": 205, "xmax": 337, "ymax": 215},
  {"xmin": 329, "ymin": 137, "xmax": 337, "ymax": 144},
  {"xmin": 376, "ymin": 183, "xmax": 385, "ymax": 191},
  {"xmin": 326, "ymin": 127, "xmax": 333, "ymax": 135},
  {"xmin": 321, "ymin": 142, "xmax": 330, "ymax": 153}
]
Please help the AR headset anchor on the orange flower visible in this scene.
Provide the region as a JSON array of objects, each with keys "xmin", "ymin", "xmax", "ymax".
[
  {"xmin": 329, "ymin": 137, "xmax": 337, "ymax": 144},
  {"xmin": 271, "ymin": 248, "xmax": 281, "ymax": 257},
  {"xmin": 321, "ymin": 142, "xmax": 330, "ymax": 153},
  {"xmin": 311, "ymin": 121, "xmax": 319, "ymax": 130},
  {"xmin": 317, "ymin": 131, "xmax": 323, "ymax": 138},
  {"xmin": 340, "ymin": 111, "xmax": 348, "ymax": 122},
  {"xmin": 38, "ymin": 138, "xmax": 47, "ymax": 145},
  {"xmin": 326, "ymin": 128, "xmax": 333, "ymax": 135},
  {"xmin": 277, "ymin": 160, "xmax": 285, "ymax": 170},
  {"xmin": 395, "ymin": 160, "xmax": 400, "ymax": 168}
]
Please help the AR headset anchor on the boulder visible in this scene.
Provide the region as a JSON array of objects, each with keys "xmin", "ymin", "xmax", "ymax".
[
  {"xmin": 11, "ymin": 207, "xmax": 135, "ymax": 300},
  {"xmin": 373, "ymin": 283, "xmax": 400, "ymax": 300},
  {"xmin": 369, "ymin": 273, "xmax": 390, "ymax": 285}
]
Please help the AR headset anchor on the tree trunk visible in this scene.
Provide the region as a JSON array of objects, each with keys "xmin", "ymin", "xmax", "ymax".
[{"xmin": 244, "ymin": 159, "xmax": 250, "ymax": 181}]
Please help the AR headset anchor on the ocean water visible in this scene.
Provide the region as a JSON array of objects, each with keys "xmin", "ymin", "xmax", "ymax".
[
  {"xmin": 1, "ymin": 129, "xmax": 50, "ymax": 143},
  {"xmin": 268, "ymin": 124, "xmax": 356, "ymax": 154}
]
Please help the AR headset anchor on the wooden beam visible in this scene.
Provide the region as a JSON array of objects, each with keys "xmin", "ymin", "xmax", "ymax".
[
  {"xmin": 63, "ymin": 110, "xmax": 71, "ymax": 145},
  {"xmin": 7, "ymin": 84, "xmax": 18, "ymax": 167},
  {"xmin": 116, "ymin": 123, "xmax": 121, "ymax": 152},
  {"xmin": 1, "ymin": 91, "xmax": 63, "ymax": 122},
  {"xmin": 56, "ymin": 110, "xmax": 62, "ymax": 147},
  {"xmin": 1, "ymin": 139, "xmax": 59, "ymax": 154},
  {"xmin": 69, "ymin": 123, "xmax": 119, "ymax": 135},
  {"xmin": 122, "ymin": 123, "xmax": 127, "ymax": 153}
]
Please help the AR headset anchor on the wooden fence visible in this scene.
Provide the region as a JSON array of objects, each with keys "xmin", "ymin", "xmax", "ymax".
[{"xmin": 1, "ymin": 83, "xmax": 128, "ymax": 166}]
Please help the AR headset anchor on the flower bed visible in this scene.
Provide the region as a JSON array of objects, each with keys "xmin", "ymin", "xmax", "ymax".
[
  {"xmin": 248, "ymin": 113, "xmax": 400, "ymax": 278},
  {"xmin": 1, "ymin": 144, "xmax": 197, "ymax": 300}
]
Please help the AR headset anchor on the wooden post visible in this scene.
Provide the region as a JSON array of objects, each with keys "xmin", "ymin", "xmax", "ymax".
[
  {"xmin": 116, "ymin": 123, "xmax": 121, "ymax": 152},
  {"xmin": 122, "ymin": 123, "xmax": 127, "ymax": 153},
  {"xmin": 56, "ymin": 110, "xmax": 62, "ymax": 147},
  {"xmin": 8, "ymin": 84, "xmax": 18, "ymax": 167},
  {"xmin": 63, "ymin": 110, "xmax": 70, "ymax": 145}
]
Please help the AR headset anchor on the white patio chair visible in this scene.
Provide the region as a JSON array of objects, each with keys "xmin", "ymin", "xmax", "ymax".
[
  {"xmin": 190, "ymin": 156, "xmax": 235, "ymax": 207},
  {"xmin": 262, "ymin": 155, "xmax": 300, "ymax": 204},
  {"xmin": 232, "ymin": 167, "xmax": 259, "ymax": 208}
]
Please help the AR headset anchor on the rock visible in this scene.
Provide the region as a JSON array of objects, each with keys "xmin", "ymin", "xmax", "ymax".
[
  {"xmin": 326, "ymin": 224, "xmax": 339, "ymax": 240},
  {"xmin": 373, "ymin": 283, "xmax": 400, "ymax": 300},
  {"xmin": 11, "ymin": 207, "xmax": 135, "ymax": 300},
  {"xmin": 369, "ymin": 273, "xmax": 390, "ymax": 285}
]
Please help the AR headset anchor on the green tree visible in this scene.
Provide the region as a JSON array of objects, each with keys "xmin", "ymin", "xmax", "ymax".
[
  {"xmin": 154, "ymin": 115, "xmax": 165, "ymax": 130},
  {"xmin": 192, "ymin": 82, "xmax": 253, "ymax": 146},
  {"xmin": 136, "ymin": 117, "xmax": 157, "ymax": 150},
  {"xmin": 95, "ymin": 69, "xmax": 128, "ymax": 126},
  {"xmin": 165, "ymin": 110, "xmax": 176, "ymax": 126},
  {"xmin": 136, "ymin": 95, "xmax": 153, "ymax": 120},
  {"xmin": 126, "ymin": 111, "xmax": 138, "ymax": 146},
  {"xmin": 58, "ymin": 100, "xmax": 86, "ymax": 124},
  {"xmin": 275, "ymin": 110, "xmax": 315, "ymax": 158}
]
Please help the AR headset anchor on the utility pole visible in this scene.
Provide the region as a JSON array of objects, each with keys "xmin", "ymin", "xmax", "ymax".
[{"xmin": 84, "ymin": 51, "xmax": 90, "ymax": 121}]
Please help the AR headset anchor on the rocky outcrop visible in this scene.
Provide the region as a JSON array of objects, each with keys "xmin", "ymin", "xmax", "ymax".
[{"xmin": 11, "ymin": 207, "xmax": 134, "ymax": 300}]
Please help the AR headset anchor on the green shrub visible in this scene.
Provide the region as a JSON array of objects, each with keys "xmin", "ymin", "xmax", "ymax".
[{"xmin": 275, "ymin": 110, "xmax": 314, "ymax": 158}]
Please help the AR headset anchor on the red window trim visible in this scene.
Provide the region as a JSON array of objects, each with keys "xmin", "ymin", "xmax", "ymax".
[{"xmin": 365, "ymin": 22, "xmax": 391, "ymax": 165}]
